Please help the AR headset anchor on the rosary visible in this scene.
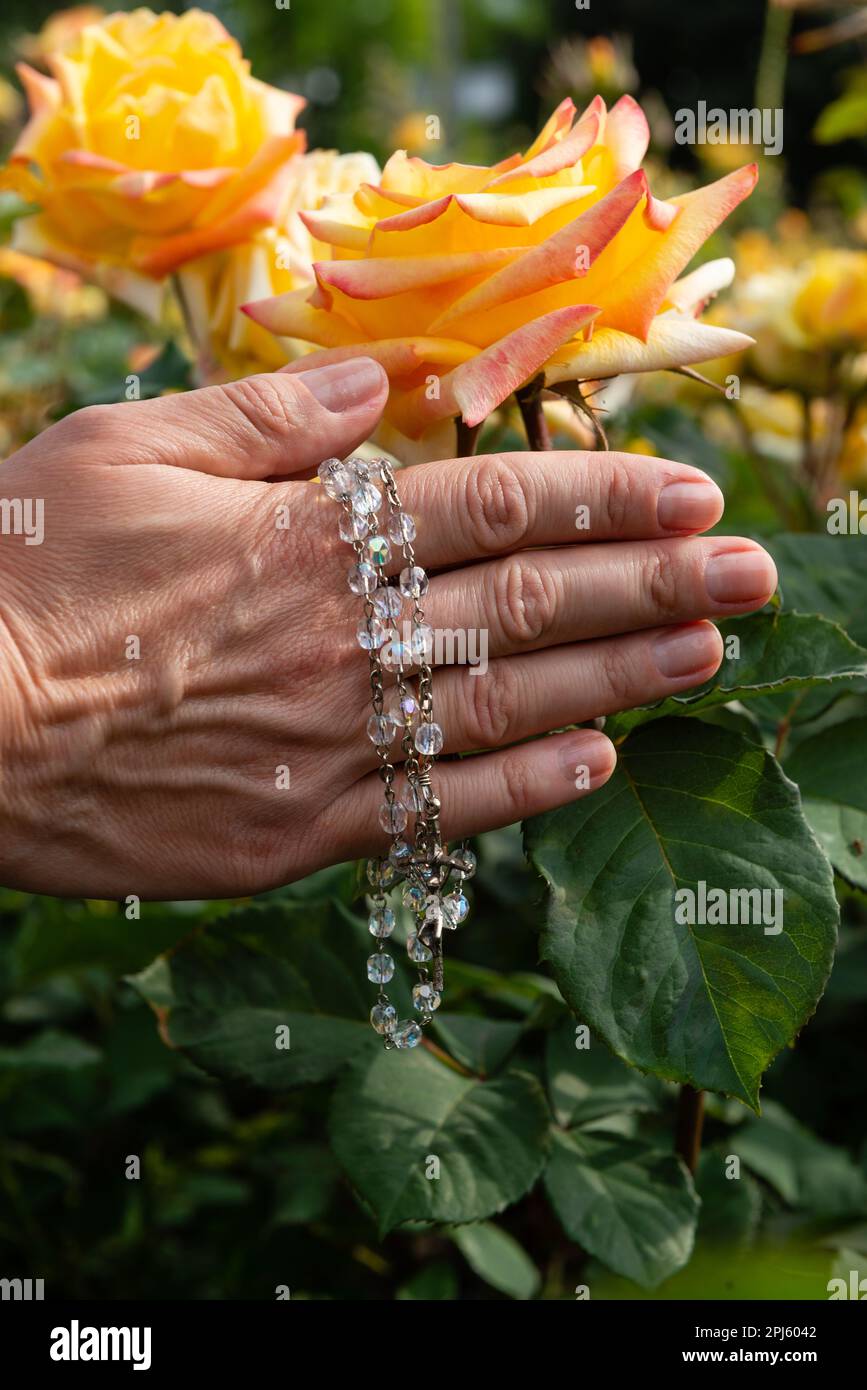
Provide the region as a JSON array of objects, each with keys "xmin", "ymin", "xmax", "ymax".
[{"xmin": 318, "ymin": 454, "xmax": 475, "ymax": 1050}]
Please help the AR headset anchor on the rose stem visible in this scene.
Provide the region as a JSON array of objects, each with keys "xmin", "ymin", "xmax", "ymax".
[
  {"xmin": 674, "ymin": 1084, "xmax": 705, "ymax": 1173},
  {"xmin": 455, "ymin": 417, "xmax": 483, "ymax": 457},
  {"xmin": 515, "ymin": 382, "xmax": 552, "ymax": 452}
]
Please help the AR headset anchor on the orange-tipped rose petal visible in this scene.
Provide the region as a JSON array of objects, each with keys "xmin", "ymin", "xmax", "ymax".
[
  {"xmin": 313, "ymin": 246, "xmax": 524, "ymax": 304},
  {"xmin": 429, "ymin": 168, "xmax": 646, "ymax": 332},
  {"xmin": 241, "ymin": 287, "xmax": 368, "ymax": 349},
  {"xmin": 545, "ymin": 316, "xmax": 754, "ymax": 382},
  {"xmin": 603, "ymin": 94, "xmax": 651, "ymax": 178},
  {"xmin": 488, "ymin": 110, "xmax": 601, "ymax": 188},
  {"xmin": 600, "ymin": 164, "xmax": 758, "ymax": 339}
]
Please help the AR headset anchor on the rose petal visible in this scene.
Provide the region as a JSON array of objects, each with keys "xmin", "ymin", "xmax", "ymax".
[{"xmin": 544, "ymin": 315, "xmax": 754, "ymax": 381}]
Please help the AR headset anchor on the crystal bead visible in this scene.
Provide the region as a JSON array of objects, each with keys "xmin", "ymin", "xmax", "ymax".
[
  {"xmin": 366, "ymin": 858, "xmax": 382, "ymax": 887},
  {"xmin": 318, "ymin": 458, "xmax": 353, "ymax": 499},
  {"xmin": 357, "ymin": 617, "xmax": 388, "ymax": 650},
  {"xmin": 372, "ymin": 586, "xmax": 403, "ymax": 620},
  {"xmin": 412, "ymin": 982, "xmax": 441, "ymax": 1013},
  {"xmin": 388, "ymin": 512, "xmax": 416, "ymax": 544},
  {"xmin": 370, "ymin": 1002, "xmax": 397, "ymax": 1035},
  {"xmin": 367, "ymin": 534, "xmax": 391, "ymax": 567},
  {"xmin": 367, "ymin": 713, "xmax": 397, "ymax": 746},
  {"xmin": 379, "ymin": 859, "xmax": 399, "ymax": 887},
  {"xmin": 347, "ymin": 456, "xmax": 373, "ymax": 482},
  {"xmin": 367, "ymin": 952, "xmax": 394, "ymax": 984},
  {"xmin": 399, "ymin": 565, "xmax": 429, "ymax": 600},
  {"xmin": 414, "ymin": 722, "xmax": 444, "ymax": 756},
  {"xmin": 407, "ymin": 933, "xmax": 432, "ymax": 963},
  {"xmin": 348, "ymin": 561, "xmax": 378, "ymax": 596},
  {"xmin": 410, "ymin": 624, "xmax": 433, "ymax": 661},
  {"xmin": 455, "ymin": 847, "xmax": 477, "ymax": 878},
  {"xmin": 379, "ymin": 801, "xmax": 408, "ymax": 834},
  {"xmin": 381, "ymin": 639, "xmax": 412, "ymax": 673},
  {"xmin": 443, "ymin": 890, "xmax": 470, "ymax": 926},
  {"xmin": 402, "ymin": 781, "xmax": 426, "ymax": 814},
  {"xmin": 338, "ymin": 511, "xmax": 369, "ymax": 543},
  {"xmin": 351, "ymin": 481, "xmax": 382, "ymax": 515},
  {"xmin": 389, "ymin": 838, "xmax": 413, "ymax": 869},
  {"xmin": 392, "ymin": 1019, "xmax": 423, "ymax": 1049},
  {"xmin": 403, "ymin": 883, "xmax": 426, "ymax": 912},
  {"xmin": 389, "ymin": 692, "xmax": 419, "ymax": 727},
  {"xmin": 369, "ymin": 906, "xmax": 395, "ymax": 938}
]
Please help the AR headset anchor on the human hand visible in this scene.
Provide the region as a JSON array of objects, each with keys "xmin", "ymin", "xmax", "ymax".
[{"xmin": 0, "ymin": 359, "xmax": 776, "ymax": 898}]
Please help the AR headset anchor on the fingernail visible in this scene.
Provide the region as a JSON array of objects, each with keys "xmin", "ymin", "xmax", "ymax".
[
  {"xmin": 653, "ymin": 623, "xmax": 721, "ymax": 679},
  {"xmin": 705, "ymin": 548, "xmax": 777, "ymax": 605},
  {"xmin": 296, "ymin": 357, "xmax": 386, "ymax": 413},
  {"xmin": 558, "ymin": 730, "xmax": 616, "ymax": 789},
  {"xmin": 657, "ymin": 478, "xmax": 723, "ymax": 531}
]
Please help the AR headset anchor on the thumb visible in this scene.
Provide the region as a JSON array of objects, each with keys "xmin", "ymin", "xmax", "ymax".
[{"xmin": 72, "ymin": 357, "xmax": 389, "ymax": 479}]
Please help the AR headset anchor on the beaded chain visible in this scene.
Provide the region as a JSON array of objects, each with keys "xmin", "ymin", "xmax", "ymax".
[{"xmin": 318, "ymin": 453, "xmax": 476, "ymax": 1050}]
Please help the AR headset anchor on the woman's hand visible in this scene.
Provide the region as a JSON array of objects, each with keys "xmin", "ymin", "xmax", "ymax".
[{"xmin": 0, "ymin": 358, "xmax": 777, "ymax": 898}]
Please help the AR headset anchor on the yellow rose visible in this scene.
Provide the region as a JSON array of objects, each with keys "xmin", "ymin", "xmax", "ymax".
[
  {"xmin": 244, "ymin": 95, "xmax": 756, "ymax": 459},
  {"xmin": 793, "ymin": 250, "xmax": 867, "ymax": 350},
  {"xmin": 3, "ymin": 8, "xmax": 305, "ymax": 300},
  {"xmin": 177, "ymin": 149, "xmax": 380, "ymax": 380}
]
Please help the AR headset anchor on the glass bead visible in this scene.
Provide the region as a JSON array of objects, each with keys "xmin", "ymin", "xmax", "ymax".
[
  {"xmin": 399, "ymin": 565, "xmax": 429, "ymax": 600},
  {"xmin": 443, "ymin": 891, "xmax": 469, "ymax": 927},
  {"xmin": 367, "ymin": 952, "xmax": 394, "ymax": 984},
  {"xmin": 388, "ymin": 512, "xmax": 416, "ymax": 544},
  {"xmin": 367, "ymin": 713, "xmax": 397, "ymax": 746},
  {"xmin": 402, "ymin": 781, "xmax": 426, "ymax": 814},
  {"xmin": 348, "ymin": 562, "xmax": 378, "ymax": 596},
  {"xmin": 378, "ymin": 859, "xmax": 399, "ymax": 888},
  {"xmin": 403, "ymin": 883, "xmax": 426, "ymax": 912},
  {"xmin": 347, "ymin": 456, "xmax": 373, "ymax": 482},
  {"xmin": 317, "ymin": 458, "xmax": 353, "ymax": 499},
  {"xmin": 407, "ymin": 933, "xmax": 432, "ymax": 963},
  {"xmin": 366, "ymin": 858, "xmax": 382, "ymax": 887},
  {"xmin": 389, "ymin": 838, "xmax": 412, "ymax": 869},
  {"xmin": 392, "ymin": 1019, "xmax": 423, "ymax": 1049},
  {"xmin": 410, "ymin": 624, "xmax": 433, "ymax": 661},
  {"xmin": 455, "ymin": 847, "xmax": 477, "ymax": 878},
  {"xmin": 368, "ymin": 906, "xmax": 395, "ymax": 938},
  {"xmin": 370, "ymin": 1002, "xmax": 397, "ymax": 1035},
  {"xmin": 367, "ymin": 534, "xmax": 391, "ymax": 567},
  {"xmin": 357, "ymin": 617, "xmax": 388, "ymax": 650},
  {"xmin": 350, "ymin": 481, "xmax": 382, "ymax": 515},
  {"xmin": 379, "ymin": 801, "xmax": 408, "ymax": 834},
  {"xmin": 412, "ymin": 982, "xmax": 441, "ymax": 1013},
  {"xmin": 372, "ymin": 586, "xmax": 403, "ymax": 620},
  {"xmin": 381, "ymin": 639, "xmax": 412, "ymax": 673},
  {"xmin": 338, "ymin": 511, "xmax": 369, "ymax": 543},
  {"xmin": 389, "ymin": 692, "xmax": 419, "ymax": 728},
  {"xmin": 414, "ymin": 722, "xmax": 444, "ymax": 756}
]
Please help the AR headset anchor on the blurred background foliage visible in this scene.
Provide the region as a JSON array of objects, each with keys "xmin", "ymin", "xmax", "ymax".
[{"xmin": 1, "ymin": 0, "xmax": 867, "ymax": 1300}]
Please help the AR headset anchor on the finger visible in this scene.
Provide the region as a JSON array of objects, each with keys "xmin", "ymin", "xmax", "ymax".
[
  {"xmin": 429, "ymin": 622, "xmax": 723, "ymax": 754},
  {"xmin": 332, "ymin": 728, "xmax": 618, "ymax": 859},
  {"xmin": 390, "ymin": 450, "xmax": 724, "ymax": 571},
  {"xmin": 423, "ymin": 537, "xmax": 777, "ymax": 661},
  {"xmin": 59, "ymin": 357, "xmax": 388, "ymax": 479}
]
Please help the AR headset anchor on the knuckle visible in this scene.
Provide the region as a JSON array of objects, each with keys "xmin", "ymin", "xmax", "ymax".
[
  {"xmin": 644, "ymin": 546, "xmax": 681, "ymax": 619},
  {"xmin": 464, "ymin": 456, "xmax": 531, "ymax": 553},
  {"xmin": 222, "ymin": 375, "xmax": 298, "ymax": 445},
  {"xmin": 596, "ymin": 642, "xmax": 638, "ymax": 711},
  {"xmin": 466, "ymin": 659, "xmax": 520, "ymax": 747},
  {"xmin": 59, "ymin": 402, "xmax": 117, "ymax": 448},
  {"xmin": 492, "ymin": 556, "xmax": 557, "ymax": 646},
  {"xmin": 602, "ymin": 456, "xmax": 634, "ymax": 534},
  {"xmin": 502, "ymin": 753, "xmax": 536, "ymax": 816}
]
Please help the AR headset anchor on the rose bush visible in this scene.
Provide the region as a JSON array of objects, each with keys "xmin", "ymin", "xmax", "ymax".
[{"xmin": 244, "ymin": 95, "xmax": 757, "ymax": 460}]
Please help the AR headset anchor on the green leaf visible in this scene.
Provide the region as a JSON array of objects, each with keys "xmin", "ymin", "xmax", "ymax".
[
  {"xmin": 784, "ymin": 718, "xmax": 867, "ymax": 889},
  {"xmin": 544, "ymin": 1128, "xmax": 699, "ymax": 1288},
  {"xmin": 396, "ymin": 1261, "xmax": 459, "ymax": 1300},
  {"xmin": 525, "ymin": 719, "xmax": 838, "ymax": 1107},
  {"xmin": 432, "ymin": 1014, "xmax": 523, "ymax": 1076},
  {"xmin": 545, "ymin": 1019, "xmax": 663, "ymax": 1127},
  {"xmin": 450, "ymin": 1221, "xmax": 540, "ymax": 1299},
  {"xmin": 695, "ymin": 1150, "xmax": 762, "ymax": 1248},
  {"xmin": 129, "ymin": 901, "xmax": 380, "ymax": 1087},
  {"xmin": 767, "ymin": 534, "xmax": 867, "ymax": 648},
  {"xmin": 815, "ymin": 89, "xmax": 867, "ymax": 143},
  {"xmin": 270, "ymin": 1144, "xmax": 341, "ymax": 1226},
  {"xmin": 735, "ymin": 1101, "xmax": 867, "ymax": 1218},
  {"xmin": 12, "ymin": 899, "xmax": 198, "ymax": 987},
  {"xmin": 330, "ymin": 1048, "xmax": 550, "ymax": 1235},
  {"xmin": 0, "ymin": 1029, "xmax": 101, "ymax": 1072},
  {"xmin": 607, "ymin": 610, "xmax": 867, "ymax": 738}
]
